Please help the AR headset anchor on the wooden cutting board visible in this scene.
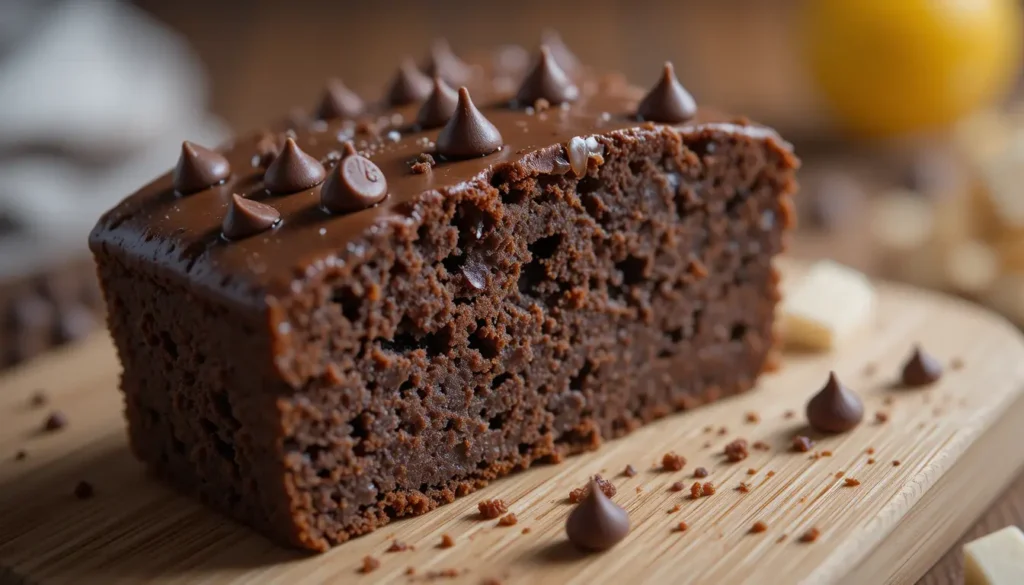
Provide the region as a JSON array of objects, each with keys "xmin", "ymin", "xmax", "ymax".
[{"xmin": 3, "ymin": 264, "xmax": 1024, "ymax": 585}]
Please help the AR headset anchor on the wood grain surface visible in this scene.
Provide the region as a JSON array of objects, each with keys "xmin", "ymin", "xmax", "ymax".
[{"xmin": 2, "ymin": 265, "xmax": 1024, "ymax": 585}]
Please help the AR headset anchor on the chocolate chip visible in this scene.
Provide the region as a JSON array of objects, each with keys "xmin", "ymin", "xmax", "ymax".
[
  {"xmin": 565, "ymin": 479, "xmax": 630, "ymax": 551},
  {"xmin": 222, "ymin": 194, "xmax": 281, "ymax": 240},
  {"xmin": 254, "ymin": 133, "xmax": 281, "ymax": 168},
  {"xmin": 436, "ymin": 88, "xmax": 503, "ymax": 160},
  {"xmin": 416, "ymin": 76, "xmax": 459, "ymax": 129},
  {"xmin": 315, "ymin": 78, "xmax": 364, "ymax": 120},
  {"xmin": 900, "ymin": 345, "xmax": 943, "ymax": 387},
  {"xmin": 636, "ymin": 62, "xmax": 697, "ymax": 124},
  {"xmin": 540, "ymin": 29, "xmax": 580, "ymax": 76},
  {"xmin": 73, "ymin": 480, "xmax": 94, "ymax": 499},
  {"xmin": 423, "ymin": 39, "xmax": 471, "ymax": 86},
  {"xmin": 387, "ymin": 58, "xmax": 433, "ymax": 106},
  {"xmin": 43, "ymin": 411, "xmax": 67, "ymax": 432},
  {"xmin": 806, "ymin": 372, "xmax": 864, "ymax": 433},
  {"xmin": 29, "ymin": 390, "xmax": 48, "ymax": 408},
  {"xmin": 264, "ymin": 138, "xmax": 326, "ymax": 194},
  {"xmin": 173, "ymin": 141, "xmax": 231, "ymax": 195},
  {"xmin": 514, "ymin": 46, "xmax": 579, "ymax": 106},
  {"xmin": 321, "ymin": 150, "xmax": 388, "ymax": 214}
]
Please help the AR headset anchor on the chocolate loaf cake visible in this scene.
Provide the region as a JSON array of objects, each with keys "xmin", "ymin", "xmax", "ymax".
[{"xmin": 89, "ymin": 42, "xmax": 798, "ymax": 551}]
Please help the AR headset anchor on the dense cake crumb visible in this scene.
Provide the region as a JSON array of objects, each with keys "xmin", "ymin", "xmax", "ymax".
[
  {"xmin": 668, "ymin": 504, "xmax": 681, "ymax": 513},
  {"xmin": 568, "ymin": 474, "xmax": 615, "ymax": 503},
  {"xmin": 792, "ymin": 436, "xmax": 814, "ymax": 452},
  {"xmin": 693, "ymin": 467, "xmax": 709, "ymax": 478},
  {"xmin": 677, "ymin": 521, "xmax": 689, "ymax": 532},
  {"xmin": 834, "ymin": 471, "xmax": 844, "ymax": 479},
  {"xmin": 746, "ymin": 468, "xmax": 757, "ymax": 476},
  {"xmin": 669, "ymin": 481, "xmax": 685, "ymax": 492},
  {"xmin": 867, "ymin": 458, "xmax": 876, "ymax": 464},
  {"xmin": 800, "ymin": 527, "xmax": 821, "ymax": 543},
  {"xmin": 360, "ymin": 556, "xmax": 380, "ymax": 574},
  {"xmin": 662, "ymin": 452, "xmax": 686, "ymax": 471},
  {"xmin": 439, "ymin": 533, "xmax": 455, "ymax": 548},
  {"xmin": 478, "ymin": 499, "xmax": 508, "ymax": 519},
  {"xmin": 622, "ymin": 464, "xmax": 637, "ymax": 477},
  {"xmin": 690, "ymin": 482, "xmax": 703, "ymax": 499},
  {"xmin": 745, "ymin": 412, "xmax": 760, "ymax": 424},
  {"xmin": 875, "ymin": 411, "xmax": 889, "ymax": 424},
  {"xmin": 844, "ymin": 477, "xmax": 861, "ymax": 487},
  {"xmin": 386, "ymin": 539, "xmax": 410, "ymax": 552},
  {"xmin": 73, "ymin": 480, "xmax": 94, "ymax": 499},
  {"xmin": 717, "ymin": 427, "xmax": 728, "ymax": 436},
  {"xmin": 750, "ymin": 521, "xmax": 768, "ymax": 534},
  {"xmin": 736, "ymin": 482, "xmax": 751, "ymax": 493},
  {"xmin": 724, "ymin": 439, "xmax": 749, "ymax": 462},
  {"xmin": 892, "ymin": 460, "xmax": 901, "ymax": 467},
  {"xmin": 766, "ymin": 470, "xmax": 775, "ymax": 477},
  {"xmin": 521, "ymin": 527, "xmax": 530, "ymax": 534},
  {"xmin": 498, "ymin": 513, "xmax": 518, "ymax": 526},
  {"xmin": 406, "ymin": 567, "xmax": 416, "ymax": 575},
  {"xmin": 752, "ymin": 440, "xmax": 770, "ymax": 451}
]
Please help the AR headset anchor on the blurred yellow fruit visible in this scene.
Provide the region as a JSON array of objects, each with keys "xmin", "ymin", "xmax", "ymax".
[{"xmin": 802, "ymin": 0, "xmax": 1023, "ymax": 138}]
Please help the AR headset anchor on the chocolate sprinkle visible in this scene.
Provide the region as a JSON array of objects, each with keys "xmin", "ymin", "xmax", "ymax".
[
  {"xmin": 436, "ymin": 87, "xmax": 503, "ymax": 160},
  {"xmin": 387, "ymin": 58, "xmax": 433, "ymax": 106},
  {"xmin": 514, "ymin": 46, "xmax": 579, "ymax": 106},
  {"xmin": 315, "ymin": 78, "xmax": 364, "ymax": 120},
  {"xmin": 416, "ymin": 76, "xmax": 459, "ymax": 129},
  {"xmin": 636, "ymin": 62, "xmax": 697, "ymax": 124},
  {"xmin": 222, "ymin": 194, "xmax": 280, "ymax": 240},
  {"xmin": 173, "ymin": 141, "xmax": 231, "ymax": 195},
  {"xmin": 321, "ymin": 148, "xmax": 389, "ymax": 214},
  {"xmin": 423, "ymin": 39, "xmax": 471, "ymax": 86},
  {"xmin": 565, "ymin": 479, "xmax": 630, "ymax": 551},
  {"xmin": 264, "ymin": 138, "xmax": 326, "ymax": 194},
  {"xmin": 806, "ymin": 372, "xmax": 864, "ymax": 433},
  {"xmin": 900, "ymin": 345, "xmax": 943, "ymax": 387}
]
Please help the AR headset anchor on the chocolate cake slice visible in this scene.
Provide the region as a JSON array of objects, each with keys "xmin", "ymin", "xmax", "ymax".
[{"xmin": 89, "ymin": 44, "xmax": 798, "ymax": 551}]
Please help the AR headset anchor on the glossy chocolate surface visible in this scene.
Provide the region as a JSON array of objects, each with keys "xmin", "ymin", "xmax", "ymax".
[{"xmin": 90, "ymin": 59, "xmax": 786, "ymax": 309}]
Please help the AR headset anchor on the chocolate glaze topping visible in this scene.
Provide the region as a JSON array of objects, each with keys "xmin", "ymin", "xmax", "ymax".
[
  {"xmin": 514, "ymin": 46, "xmax": 579, "ymax": 107},
  {"xmin": 173, "ymin": 141, "xmax": 231, "ymax": 195},
  {"xmin": 264, "ymin": 138, "xmax": 326, "ymax": 194},
  {"xmin": 316, "ymin": 79, "xmax": 365, "ymax": 120},
  {"xmin": 423, "ymin": 39, "xmax": 472, "ymax": 86},
  {"xmin": 387, "ymin": 59, "xmax": 433, "ymax": 106},
  {"xmin": 416, "ymin": 76, "xmax": 459, "ymax": 129},
  {"xmin": 637, "ymin": 62, "xmax": 697, "ymax": 124},
  {"xmin": 806, "ymin": 372, "xmax": 864, "ymax": 433},
  {"xmin": 222, "ymin": 194, "xmax": 281, "ymax": 240},
  {"xmin": 435, "ymin": 87, "xmax": 503, "ymax": 160},
  {"xmin": 90, "ymin": 51, "xmax": 790, "ymax": 308}
]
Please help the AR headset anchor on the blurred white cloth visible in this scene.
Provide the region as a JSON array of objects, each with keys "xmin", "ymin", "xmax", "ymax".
[{"xmin": 0, "ymin": 0, "xmax": 227, "ymax": 272}]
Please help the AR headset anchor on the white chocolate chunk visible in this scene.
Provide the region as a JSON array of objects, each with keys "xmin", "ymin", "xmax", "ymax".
[
  {"xmin": 977, "ymin": 132, "xmax": 1024, "ymax": 228},
  {"xmin": 963, "ymin": 526, "xmax": 1024, "ymax": 585},
  {"xmin": 781, "ymin": 260, "xmax": 876, "ymax": 351}
]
